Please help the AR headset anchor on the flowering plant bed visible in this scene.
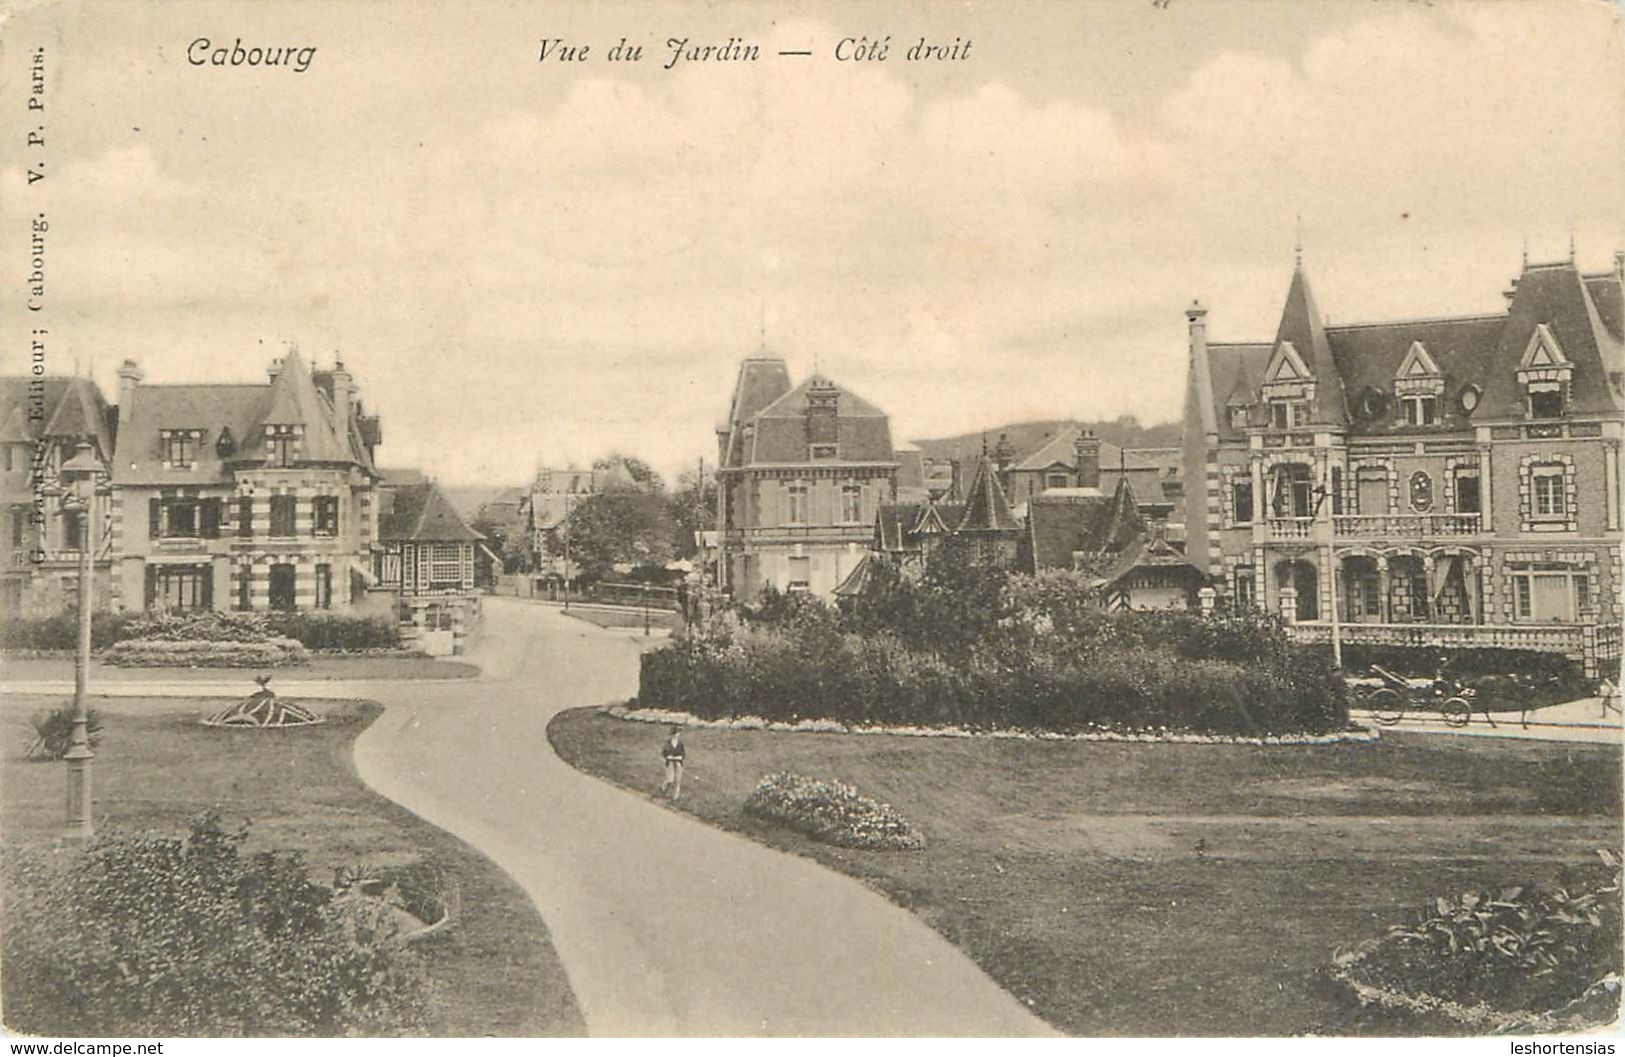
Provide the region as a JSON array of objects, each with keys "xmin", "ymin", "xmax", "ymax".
[
  {"xmin": 744, "ymin": 772, "xmax": 925, "ymax": 851},
  {"xmin": 1331, "ymin": 851, "xmax": 1622, "ymax": 1032},
  {"xmin": 608, "ymin": 704, "xmax": 1378, "ymax": 746},
  {"xmin": 101, "ymin": 637, "xmax": 309, "ymax": 668}
]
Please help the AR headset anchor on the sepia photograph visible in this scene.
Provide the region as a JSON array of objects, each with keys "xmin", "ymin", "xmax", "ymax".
[{"xmin": 0, "ymin": 0, "xmax": 1621, "ymax": 1045}]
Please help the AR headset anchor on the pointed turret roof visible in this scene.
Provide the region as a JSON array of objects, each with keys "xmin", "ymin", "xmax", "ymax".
[
  {"xmin": 42, "ymin": 376, "xmax": 114, "ymax": 456},
  {"xmin": 1272, "ymin": 264, "xmax": 1349, "ymax": 424},
  {"xmin": 246, "ymin": 350, "xmax": 352, "ymax": 462},
  {"xmin": 955, "ymin": 456, "xmax": 1019, "ymax": 534},
  {"xmin": 0, "ymin": 403, "xmax": 31, "ymax": 444},
  {"xmin": 1479, "ymin": 260, "xmax": 1623, "ymax": 418}
]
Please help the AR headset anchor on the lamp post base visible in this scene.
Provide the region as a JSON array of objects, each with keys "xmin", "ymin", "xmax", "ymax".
[{"xmin": 63, "ymin": 749, "xmax": 94, "ymax": 842}]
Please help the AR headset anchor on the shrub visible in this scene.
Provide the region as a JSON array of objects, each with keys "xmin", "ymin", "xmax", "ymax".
[
  {"xmin": 0, "ymin": 610, "xmax": 145, "ymax": 651},
  {"xmin": 1333, "ymin": 850, "xmax": 1622, "ymax": 1028},
  {"xmin": 263, "ymin": 613, "xmax": 400, "ymax": 651},
  {"xmin": 1, "ymin": 812, "xmax": 432, "ymax": 1036},
  {"xmin": 102, "ymin": 637, "xmax": 309, "ymax": 668},
  {"xmin": 744, "ymin": 773, "xmax": 925, "ymax": 850},
  {"xmin": 26, "ymin": 704, "xmax": 104, "ymax": 760}
]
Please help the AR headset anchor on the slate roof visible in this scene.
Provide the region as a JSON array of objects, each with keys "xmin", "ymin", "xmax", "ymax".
[
  {"xmin": 1024, "ymin": 477, "xmax": 1148, "ymax": 573},
  {"xmin": 112, "ymin": 350, "xmax": 376, "ymax": 485},
  {"xmin": 0, "ymin": 376, "xmax": 116, "ymax": 457},
  {"xmin": 1195, "ymin": 257, "xmax": 1625, "ymax": 437},
  {"xmin": 1007, "ymin": 426, "xmax": 1123, "ymax": 473},
  {"xmin": 955, "ymin": 456, "xmax": 1020, "ymax": 534},
  {"xmin": 718, "ymin": 359, "xmax": 897, "ymax": 468},
  {"xmin": 377, "ymin": 481, "xmax": 485, "ymax": 542}
]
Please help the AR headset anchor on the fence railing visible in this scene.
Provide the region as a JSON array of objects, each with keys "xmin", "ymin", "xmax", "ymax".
[{"xmin": 1333, "ymin": 513, "xmax": 1481, "ymax": 538}]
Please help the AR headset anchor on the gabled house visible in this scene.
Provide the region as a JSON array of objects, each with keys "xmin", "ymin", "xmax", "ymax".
[
  {"xmin": 0, "ymin": 376, "xmax": 118, "ymax": 616},
  {"xmin": 716, "ymin": 357, "xmax": 900, "ymax": 601},
  {"xmin": 111, "ymin": 351, "xmax": 382, "ymax": 614},
  {"xmin": 374, "ymin": 478, "xmax": 485, "ymax": 655},
  {"xmin": 1183, "ymin": 248, "xmax": 1624, "ymax": 677}
]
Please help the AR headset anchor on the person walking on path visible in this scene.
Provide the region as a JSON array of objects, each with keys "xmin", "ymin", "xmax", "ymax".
[{"xmin": 660, "ymin": 726, "xmax": 686, "ymax": 801}]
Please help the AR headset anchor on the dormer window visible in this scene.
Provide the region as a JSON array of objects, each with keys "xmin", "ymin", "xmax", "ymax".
[
  {"xmin": 1260, "ymin": 340, "xmax": 1316, "ymax": 429},
  {"xmin": 267, "ymin": 425, "xmax": 299, "ymax": 467},
  {"xmin": 1517, "ymin": 324, "xmax": 1572, "ymax": 419},
  {"xmin": 1228, "ymin": 405, "xmax": 1249, "ymax": 431},
  {"xmin": 1393, "ymin": 341, "xmax": 1445, "ymax": 427},
  {"xmin": 810, "ymin": 444, "xmax": 838, "ymax": 460},
  {"xmin": 216, "ymin": 427, "xmax": 236, "ymax": 458},
  {"xmin": 161, "ymin": 429, "xmax": 203, "ymax": 469}
]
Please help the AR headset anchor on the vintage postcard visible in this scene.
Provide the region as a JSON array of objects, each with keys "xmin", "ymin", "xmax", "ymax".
[{"xmin": 1, "ymin": 0, "xmax": 1621, "ymax": 1047}]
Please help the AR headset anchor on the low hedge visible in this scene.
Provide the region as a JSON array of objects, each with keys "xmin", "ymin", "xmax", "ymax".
[
  {"xmin": 743, "ymin": 773, "xmax": 925, "ymax": 851},
  {"xmin": 1, "ymin": 610, "xmax": 399, "ymax": 652},
  {"xmin": 641, "ymin": 621, "xmax": 1347, "ymax": 736},
  {"xmin": 1, "ymin": 812, "xmax": 431, "ymax": 1036},
  {"xmin": 102, "ymin": 637, "xmax": 309, "ymax": 668},
  {"xmin": 1339, "ymin": 642, "xmax": 1585, "ymax": 685}
]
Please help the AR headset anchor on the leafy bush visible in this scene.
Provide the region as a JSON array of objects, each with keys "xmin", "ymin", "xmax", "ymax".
[
  {"xmin": 0, "ymin": 610, "xmax": 145, "ymax": 651},
  {"xmin": 26, "ymin": 704, "xmax": 104, "ymax": 760},
  {"xmin": 744, "ymin": 773, "xmax": 925, "ymax": 851},
  {"xmin": 1, "ymin": 610, "xmax": 399, "ymax": 652},
  {"xmin": 641, "ymin": 611, "xmax": 1348, "ymax": 736},
  {"xmin": 1333, "ymin": 850, "xmax": 1623, "ymax": 1026},
  {"xmin": 102, "ymin": 637, "xmax": 309, "ymax": 668},
  {"xmin": 1, "ymin": 812, "xmax": 432, "ymax": 1036}
]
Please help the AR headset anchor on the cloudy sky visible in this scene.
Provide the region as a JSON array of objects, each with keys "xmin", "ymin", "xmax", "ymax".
[{"xmin": 3, "ymin": 0, "xmax": 1621, "ymax": 487}]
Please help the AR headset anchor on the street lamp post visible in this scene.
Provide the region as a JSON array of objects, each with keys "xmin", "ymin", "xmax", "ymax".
[{"xmin": 58, "ymin": 442, "xmax": 102, "ymax": 841}]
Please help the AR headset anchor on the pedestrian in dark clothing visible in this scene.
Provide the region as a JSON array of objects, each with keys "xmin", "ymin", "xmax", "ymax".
[{"xmin": 660, "ymin": 727, "xmax": 685, "ymax": 800}]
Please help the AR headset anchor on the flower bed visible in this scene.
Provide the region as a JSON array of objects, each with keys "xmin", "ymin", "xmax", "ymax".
[
  {"xmin": 101, "ymin": 637, "xmax": 309, "ymax": 668},
  {"xmin": 1331, "ymin": 852, "xmax": 1622, "ymax": 1032},
  {"xmin": 743, "ymin": 772, "xmax": 925, "ymax": 851},
  {"xmin": 607, "ymin": 703, "xmax": 1379, "ymax": 746}
]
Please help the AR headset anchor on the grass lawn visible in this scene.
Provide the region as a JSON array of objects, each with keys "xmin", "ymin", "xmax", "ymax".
[
  {"xmin": 1, "ymin": 654, "xmax": 480, "ymax": 683},
  {"xmin": 549, "ymin": 708, "xmax": 1622, "ymax": 1036},
  {"xmin": 3, "ymin": 694, "xmax": 583, "ymax": 1037}
]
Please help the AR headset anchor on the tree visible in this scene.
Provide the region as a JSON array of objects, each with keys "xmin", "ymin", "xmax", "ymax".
[
  {"xmin": 470, "ymin": 514, "xmax": 531, "ymax": 573},
  {"xmin": 564, "ymin": 489, "xmax": 674, "ymax": 579},
  {"xmin": 669, "ymin": 466, "xmax": 718, "ymax": 559},
  {"xmin": 592, "ymin": 454, "xmax": 664, "ymax": 494}
]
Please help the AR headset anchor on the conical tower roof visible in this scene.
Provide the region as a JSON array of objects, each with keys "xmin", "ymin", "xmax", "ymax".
[
  {"xmin": 246, "ymin": 350, "xmax": 351, "ymax": 462},
  {"xmin": 956, "ymin": 456, "xmax": 1019, "ymax": 534},
  {"xmin": 1273, "ymin": 264, "xmax": 1348, "ymax": 425}
]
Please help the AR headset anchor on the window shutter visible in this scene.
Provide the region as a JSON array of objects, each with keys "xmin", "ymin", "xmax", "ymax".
[
  {"xmin": 200, "ymin": 566, "xmax": 214, "ymax": 609},
  {"xmin": 238, "ymin": 497, "xmax": 253, "ymax": 538},
  {"xmin": 144, "ymin": 564, "xmax": 157, "ymax": 608},
  {"xmin": 201, "ymin": 499, "xmax": 221, "ymax": 539},
  {"xmin": 148, "ymin": 498, "xmax": 161, "ymax": 537}
]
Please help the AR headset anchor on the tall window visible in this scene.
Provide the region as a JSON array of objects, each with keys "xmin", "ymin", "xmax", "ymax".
[
  {"xmin": 1531, "ymin": 465, "xmax": 1566, "ymax": 519},
  {"xmin": 1233, "ymin": 567, "xmax": 1255, "ymax": 609},
  {"xmin": 236, "ymin": 566, "xmax": 252, "ymax": 611},
  {"xmin": 787, "ymin": 556, "xmax": 811, "ymax": 592},
  {"xmin": 165, "ymin": 499, "xmax": 198, "ymax": 538},
  {"xmin": 786, "ymin": 481, "xmax": 808, "ymax": 526},
  {"xmin": 1271, "ymin": 465, "xmax": 1313, "ymax": 518},
  {"xmin": 153, "ymin": 564, "xmax": 210, "ymax": 612},
  {"xmin": 237, "ymin": 497, "xmax": 254, "ymax": 538},
  {"xmin": 314, "ymin": 564, "xmax": 332, "ymax": 609},
  {"xmin": 1455, "ymin": 471, "xmax": 1481, "ymax": 514},
  {"xmin": 1512, "ymin": 569, "xmax": 1588, "ymax": 622},
  {"xmin": 269, "ymin": 495, "xmax": 297, "ymax": 536},
  {"xmin": 313, "ymin": 495, "xmax": 339, "ymax": 537},
  {"xmin": 164, "ymin": 431, "xmax": 197, "ymax": 468},
  {"xmin": 268, "ymin": 426, "xmax": 297, "ymax": 467},
  {"xmin": 61, "ymin": 508, "xmax": 85, "ymax": 550},
  {"xmin": 840, "ymin": 482, "xmax": 862, "ymax": 524},
  {"xmin": 1232, "ymin": 481, "xmax": 1254, "ymax": 524},
  {"xmin": 10, "ymin": 507, "xmax": 27, "ymax": 547}
]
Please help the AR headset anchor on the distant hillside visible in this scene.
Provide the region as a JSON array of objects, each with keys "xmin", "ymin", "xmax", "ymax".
[{"xmin": 910, "ymin": 417, "xmax": 1181, "ymax": 462}]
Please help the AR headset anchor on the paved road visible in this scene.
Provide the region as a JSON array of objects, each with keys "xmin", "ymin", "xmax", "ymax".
[{"xmin": 4, "ymin": 599, "xmax": 1053, "ymax": 1037}]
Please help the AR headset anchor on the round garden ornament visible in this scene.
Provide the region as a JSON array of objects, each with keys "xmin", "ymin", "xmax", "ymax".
[{"xmin": 203, "ymin": 674, "xmax": 323, "ymax": 728}]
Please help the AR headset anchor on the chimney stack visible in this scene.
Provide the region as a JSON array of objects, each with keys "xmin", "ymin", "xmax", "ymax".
[
  {"xmin": 330, "ymin": 358, "xmax": 354, "ymax": 442},
  {"xmin": 1074, "ymin": 429, "xmax": 1101, "ymax": 490},
  {"xmin": 117, "ymin": 359, "xmax": 143, "ymax": 412},
  {"xmin": 267, "ymin": 357, "xmax": 284, "ymax": 382},
  {"xmin": 806, "ymin": 377, "xmax": 839, "ymax": 450}
]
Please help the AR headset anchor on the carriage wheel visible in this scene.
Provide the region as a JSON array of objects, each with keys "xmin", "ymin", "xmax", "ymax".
[
  {"xmin": 1441, "ymin": 697, "xmax": 1472, "ymax": 728},
  {"xmin": 1367, "ymin": 688, "xmax": 1405, "ymax": 725}
]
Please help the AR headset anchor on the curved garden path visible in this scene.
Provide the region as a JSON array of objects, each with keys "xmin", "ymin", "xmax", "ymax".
[{"xmin": 4, "ymin": 598, "xmax": 1054, "ymax": 1037}]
